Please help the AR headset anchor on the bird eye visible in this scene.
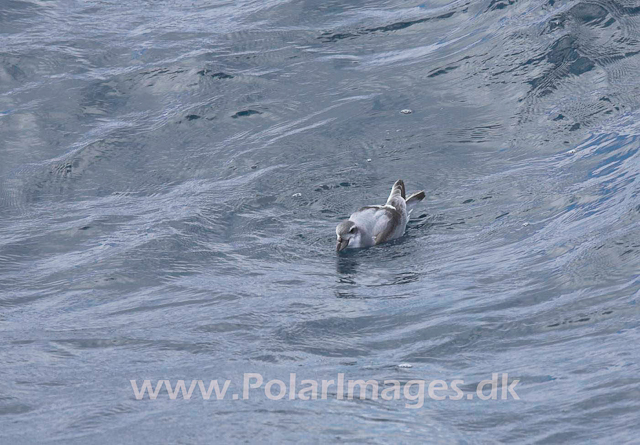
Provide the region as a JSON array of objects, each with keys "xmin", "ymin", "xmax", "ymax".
[{"xmin": 349, "ymin": 227, "xmax": 356, "ymax": 233}]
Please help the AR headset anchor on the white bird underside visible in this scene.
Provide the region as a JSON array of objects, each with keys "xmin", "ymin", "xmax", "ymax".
[{"xmin": 336, "ymin": 180, "xmax": 425, "ymax": 251}]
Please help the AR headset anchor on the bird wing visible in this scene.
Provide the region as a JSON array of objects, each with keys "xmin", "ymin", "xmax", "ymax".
[
  {"xmin": 371, "ymin": 206, "xmax": 403, "ymax": 245},
  {"xmin": 351, "ymin": 179, "xmax": 410, "ymax": 246},
  {"xmin": 349, "ymin": 205, "xmax": 393, "ymax": 246},
  {"xmin": 387, "ymin": 179, "xmax": 406, "ymax": 203}
]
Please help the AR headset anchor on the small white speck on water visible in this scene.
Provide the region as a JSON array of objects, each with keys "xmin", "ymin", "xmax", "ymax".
[
  {"xmin": 398, "ymin": 363, "xmax": 413, "ymax": 368},
  {"xmin": 292, "ymin": 193, "xmax": 302, "ymax": 198},
  {"xmin": 366, "ymin": 158, "xmax": 372, "ymax": 162},
  {"xmin": 523, "ymin": 222, "xmax": 530, "ymax": 227},
  {"xmin": 568, "ymin": 148, "xmax": 577, "ymax": 154},
  {"xmin": 400, "ymin": 109, "xmax": 412, "ymax": 114}
]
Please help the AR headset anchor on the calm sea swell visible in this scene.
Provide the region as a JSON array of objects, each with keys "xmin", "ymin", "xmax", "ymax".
[{"xmin": 1, "ymin": 0, "xmax": 639, "ymax": 443}]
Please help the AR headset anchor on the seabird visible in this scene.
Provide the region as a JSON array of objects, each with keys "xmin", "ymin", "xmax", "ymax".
[{"xmin": 336, "ymin": 180, "xmax": 425, "ymax": 252}]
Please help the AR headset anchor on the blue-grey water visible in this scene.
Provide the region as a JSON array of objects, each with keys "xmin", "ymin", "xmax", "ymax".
[{"xmin": 1, "ymin": 0, "xmax": 640, "ymax": 443}]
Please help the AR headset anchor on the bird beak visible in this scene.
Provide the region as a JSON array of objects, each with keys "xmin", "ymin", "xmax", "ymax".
[{"xmin": 336, "ymin": 238, "xmax": 349, "ymax": 252}]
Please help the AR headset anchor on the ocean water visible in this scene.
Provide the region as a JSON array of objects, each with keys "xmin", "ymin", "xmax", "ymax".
[{"xmin": 1, "ymin": 0, "xmax": 640, "ymax": 443}]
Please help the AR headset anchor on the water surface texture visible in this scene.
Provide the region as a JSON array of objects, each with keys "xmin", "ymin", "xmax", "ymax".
[{"xmin": 1, "ymin": 0, "xmax": 640, "ymax": 443}]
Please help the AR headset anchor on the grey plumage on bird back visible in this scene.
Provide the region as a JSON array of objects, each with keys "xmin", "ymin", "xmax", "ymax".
[{"xmin": 335, "ymin": 180, "xmax": 425, "ymax": 252}]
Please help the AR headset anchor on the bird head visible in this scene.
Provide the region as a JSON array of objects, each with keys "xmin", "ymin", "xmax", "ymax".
[{"xmin": 336, "ymin": 220, "xmax": 358, "ymax": 252}]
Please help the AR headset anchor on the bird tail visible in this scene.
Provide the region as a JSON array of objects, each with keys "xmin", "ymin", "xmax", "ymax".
[
  {"xmin": 387, "ymin": 179, "xmax": 405, "ymax": 203},
  {"xmin": 406, "ymin": 190, "xmax": 426, "ymax": 212}
]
